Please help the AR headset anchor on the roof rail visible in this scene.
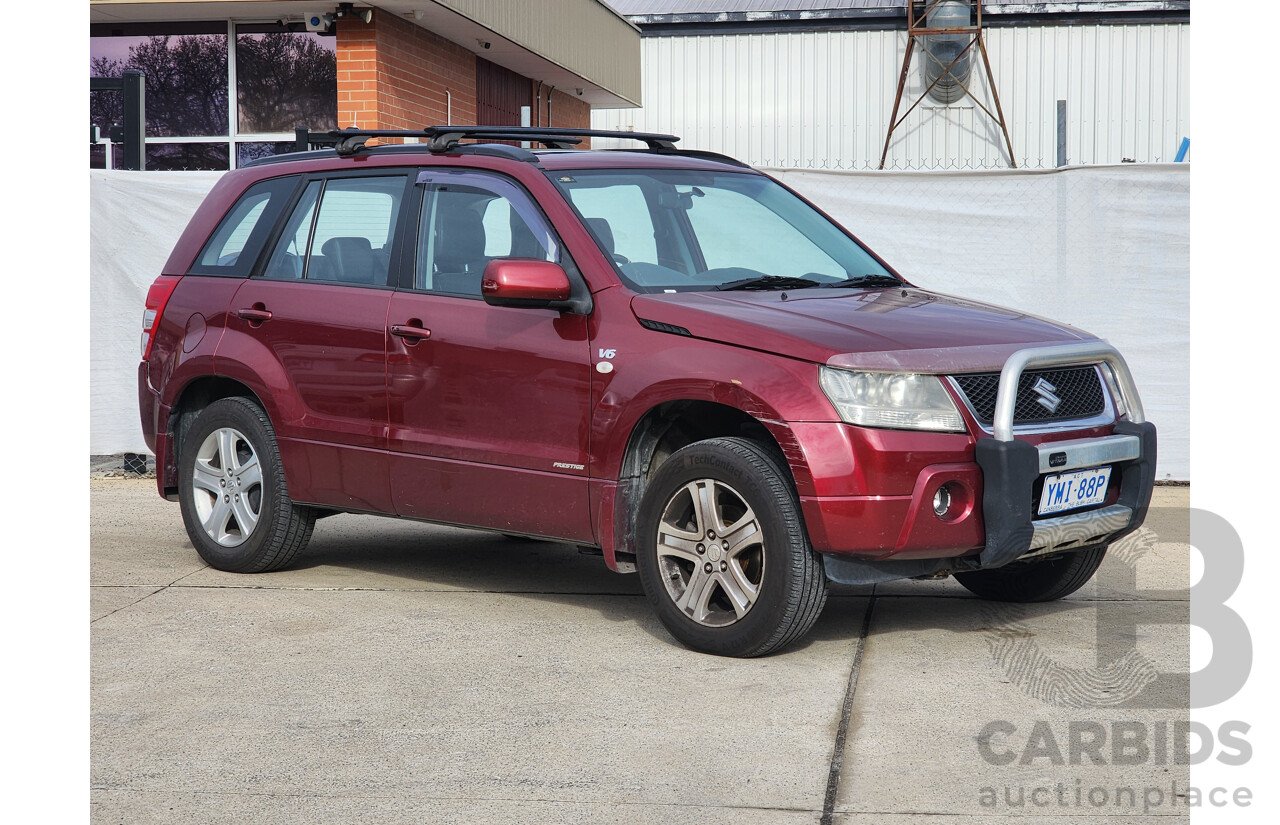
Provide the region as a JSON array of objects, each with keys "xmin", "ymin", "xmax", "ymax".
[
  {"xmin": 425, "ymin": 126, "xmax": 680, "ymax": 152},
  {"xmin": 606, "ymin": 147, "xmax": 753, "ymax": 169},
  {"xmin": 308, "ymin": 126, "xmax": 681, "ymax": 156}
]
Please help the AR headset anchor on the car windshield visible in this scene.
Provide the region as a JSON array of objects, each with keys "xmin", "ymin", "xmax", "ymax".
[{"xmin": 549, "ymin": 168, "xmax": 896, "ymax": 292}]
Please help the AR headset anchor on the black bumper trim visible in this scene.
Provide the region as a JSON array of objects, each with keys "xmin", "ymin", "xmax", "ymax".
[{"xmin": 975, "ymin": 421, "xmax": 1158, "ymax": 568}]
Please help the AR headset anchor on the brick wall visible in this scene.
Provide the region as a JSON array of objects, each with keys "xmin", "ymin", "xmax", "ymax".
[
  {"xmin": 336, "ymin": 12, "xmax": 594, "ymax": 145},
  {"xmin": 336, "ymin": 13, "xmax": 476, "ymax": 134},
  {"xmin": 532, "ymin": 85, "xmax": 591, "ymax": 147},
  {"xmin": 536, "ymin": 86, "xmax": 591, "ymax": 131}
]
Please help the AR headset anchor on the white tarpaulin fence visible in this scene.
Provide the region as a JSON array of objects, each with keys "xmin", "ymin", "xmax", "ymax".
[
  {"xmin": 770, "ymin": 164, "xmax": 1188, "ymax": 480},
  {"xmin": 91, "ymin": 164, "xmax": 1189, "ymax": 479},
  {"xmin": 91, "ymin": 170, "xmax": 223, "ymax": 456}
]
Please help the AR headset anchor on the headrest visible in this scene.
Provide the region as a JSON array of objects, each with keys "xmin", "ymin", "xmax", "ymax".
[
  {"xmin": 319, "ymin": 236, "xmax": 376, "ymax": 283},
  {"xmin": 435, "ymin": 209, "xmax": 487, "ymax": 265},
  {"xmin": 585, "ymin": 217, "xmax": 615, "ymax": 254}
]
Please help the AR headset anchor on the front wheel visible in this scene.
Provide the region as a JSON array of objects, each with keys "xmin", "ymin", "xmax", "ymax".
[
  {"xmin": 178, "ymin": 397, "xmax": 315, "ymax": 573},
  {"xmin": 954, "ymin": 546, "xmax": 1106, "ymax": 602},
  {"xmin": 636, "ymin": 438, "xmax": 828, "ymax": 657}
]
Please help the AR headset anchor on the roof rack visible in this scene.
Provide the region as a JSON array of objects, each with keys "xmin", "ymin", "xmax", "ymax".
[
  {"xmin": 251, "ymin": 126, "xmax": 750, "ymax": 170},
  {"xmin": 312, "ymin": 126, "xmax": 681, "ymax": 157}
]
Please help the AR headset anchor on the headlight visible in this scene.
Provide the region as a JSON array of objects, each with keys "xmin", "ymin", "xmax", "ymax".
[{"xmin": 819, "ymin": 368, "xmax": 965, "ymax": 432}]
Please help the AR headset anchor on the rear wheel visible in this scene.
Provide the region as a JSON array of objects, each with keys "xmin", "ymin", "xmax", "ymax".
[
  {"xmin": 954, "ymin": 546, "xmax": 1106, "ymax": 602},
  {"xmin": 636, "ymin": 437, "xmax": 827, "ymax": 657},
  {"xmin": 178, "ymin": 397, "xmax": 315, "ymax": 573}
]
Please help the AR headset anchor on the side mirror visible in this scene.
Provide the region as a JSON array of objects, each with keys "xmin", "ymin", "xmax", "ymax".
[{"xmin": 481, "ymin": 259, "xmax": 572, "ymax": 309}]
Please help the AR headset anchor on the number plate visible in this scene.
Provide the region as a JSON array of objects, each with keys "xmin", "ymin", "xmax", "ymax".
[{"xmin": 1037, "ymin": 466, "xmax": 1112, "ymax": 516}]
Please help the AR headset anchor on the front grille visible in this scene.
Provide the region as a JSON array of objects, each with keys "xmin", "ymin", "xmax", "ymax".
[{"xmin": 951, "ymin": 366, "xmax": 1106, "ymax": 427}]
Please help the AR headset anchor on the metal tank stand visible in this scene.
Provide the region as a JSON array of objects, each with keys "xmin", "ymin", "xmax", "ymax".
[{"xmin": 879, "ymin": 1, "xmax": 1017, "ymax": 170}]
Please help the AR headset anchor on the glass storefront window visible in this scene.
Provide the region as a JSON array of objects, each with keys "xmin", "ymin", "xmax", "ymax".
[
  {"xmin": 145, "ymin": 143, "xmax": 231, "ymax": 172},
  {"xmin": 90, "ymin": 26, "xmax": 229, "ymax": 138},
  {"xmin": 236, "ymin": 30, "xmax": 337, "ymax": 134},
  {"xmin": 90, "ymin": 22, "xmax": 337, "ymax": 170},
  {"xmin": 236, "ymin": 141, "xmax": 298, "ymax": 168}
]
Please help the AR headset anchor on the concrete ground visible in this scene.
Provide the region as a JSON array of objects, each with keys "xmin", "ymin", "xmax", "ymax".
[{"xmin": 92, "ymin": 479, "xmax": 1190, "ymax": 824}]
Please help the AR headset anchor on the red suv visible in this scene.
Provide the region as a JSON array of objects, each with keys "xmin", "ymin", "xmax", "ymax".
[{"xmin": 139, "ymin": 126, "xmax": 1156, "ymax": 657}]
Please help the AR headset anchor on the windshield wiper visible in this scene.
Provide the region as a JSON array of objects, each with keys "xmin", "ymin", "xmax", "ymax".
[
  {"xmin": 715, "ymin": 275, "xmax": 821, "ymax": 291},
  {"xmin": 822, "ymin": 274, "xmax": 905, "ymax": 289}
]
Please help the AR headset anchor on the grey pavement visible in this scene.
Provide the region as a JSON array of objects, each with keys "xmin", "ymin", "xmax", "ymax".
[{"xmin": 92, "ymin": 479, "xmax": 1191, "ymax": 824}]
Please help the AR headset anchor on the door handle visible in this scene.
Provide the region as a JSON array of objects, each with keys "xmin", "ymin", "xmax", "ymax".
[
  {"xmin": 389, "ymin": 323, "xmax": 432, "ymax": 342},
  {"xmin": 235, "ymin": 307, "xmax": 273, "ymax": 323}
]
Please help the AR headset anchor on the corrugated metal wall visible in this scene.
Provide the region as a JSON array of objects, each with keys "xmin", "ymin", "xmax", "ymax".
[{"xmin": 591, "ymin": 24, "xmax": 1189, "ymax": 169}]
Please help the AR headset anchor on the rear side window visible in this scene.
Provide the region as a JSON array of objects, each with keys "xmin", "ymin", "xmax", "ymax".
[
  {"xmin": 262, "ymin": 175, "xmax": 407, "ymax": 286},
  {"xmin": 191, "ymin": 176, "xmax": 299, "ymax": 277}
]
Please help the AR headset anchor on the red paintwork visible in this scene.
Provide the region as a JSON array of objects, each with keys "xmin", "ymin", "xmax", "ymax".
[
  {"xmin": 385, "ymin": 290, "xmax": 594, "ymax": 541},
  {"xmin": 629, "ymin": 289, "xmax": 1088, "ymax": 367},
  {"xmin": 141, "ymin": 145, "xmax": 1134, "ymax": 565},
  {"xmin": 214, "ymin": 279, "xmax": 394, "ymax": 512}
]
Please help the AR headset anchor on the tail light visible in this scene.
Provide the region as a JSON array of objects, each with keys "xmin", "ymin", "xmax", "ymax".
[{"xmin": 142, "ymin": 276, "xmax": 182, "ymax": 359}]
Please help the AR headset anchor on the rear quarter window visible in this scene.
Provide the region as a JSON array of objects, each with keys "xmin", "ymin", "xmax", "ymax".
[{"xmin": 190, "ymin": 176, "xmax": 300, "ymax": 277}]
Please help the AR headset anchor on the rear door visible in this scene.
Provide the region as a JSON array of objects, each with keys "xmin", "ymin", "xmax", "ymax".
[
  {"xmin": 385, "ymin": 169, "xmax": 595, "ymax": 541},
  {"xmin": 217, "ymin": 171, "xmax": 413, "ymax": 512}
]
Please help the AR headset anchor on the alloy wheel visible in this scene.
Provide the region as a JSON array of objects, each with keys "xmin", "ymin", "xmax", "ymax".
[
  {"xmin": 655, "ymin": 478, "xmax": 765, "ymax": 627},
  {"xmin": 190, "ymin": 427, "xmax": 263, "ymax": 547}
]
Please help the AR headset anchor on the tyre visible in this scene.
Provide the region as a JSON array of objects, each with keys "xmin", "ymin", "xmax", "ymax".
[
  {"xmin": 636, "ymin": 437, "xmax": 828, "ymax": 657},
  {"xmin": 954, "ymin": 546, "xmax": 1106, "ymax": 602},
  {"xmin": 178, "ymin": 397, "xmax": 315, "ymax": 573}
]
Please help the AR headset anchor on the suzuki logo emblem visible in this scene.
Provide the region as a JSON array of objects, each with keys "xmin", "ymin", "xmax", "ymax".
[{"xmin": 1031, "ymin": 377, "xmax": 1062, "ymax": 414}]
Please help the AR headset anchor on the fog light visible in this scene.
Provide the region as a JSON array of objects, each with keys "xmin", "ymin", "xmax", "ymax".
[{"xmin": 932, "ymin": 485, "xmax": 953, "ymax": 518}]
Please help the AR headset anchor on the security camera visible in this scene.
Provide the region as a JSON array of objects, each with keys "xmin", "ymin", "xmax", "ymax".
[
  {"xmin": 304, "ymin": 12, "xmax": 333, "ymax": 32},
  {"xmin": 335, "ymin": 4, "xmax": 373, "ymax": 24},
  {"xmin": 482, "ymin": 41, "xmax": 491, "ymax": 49}
]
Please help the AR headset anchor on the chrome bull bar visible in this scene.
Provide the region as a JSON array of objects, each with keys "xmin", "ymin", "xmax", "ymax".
[
  {"xmin": 991, "ymin": 341, "xmax": 1145, "ymax": 442},
  {"xmin": 974, "ymin": 340, "xmax": 1156, "ymax": 568}
]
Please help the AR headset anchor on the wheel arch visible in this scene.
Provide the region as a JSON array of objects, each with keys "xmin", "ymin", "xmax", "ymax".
[
  {"xmin": 162, "ymin": 375, "xmax": 268, "ymax": 498},
  {"xmin": 604, "ymin": 398, "xmax": 802, "ymax": 572}
]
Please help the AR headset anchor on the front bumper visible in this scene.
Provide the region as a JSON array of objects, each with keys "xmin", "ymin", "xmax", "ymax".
[
  {"xmin": 975, "ymin": 419, "xmax": 1155, "ymax": 569},
  {"xmin": 820, "ymin": 341, "xmax": 1156, "ymax": 584}
]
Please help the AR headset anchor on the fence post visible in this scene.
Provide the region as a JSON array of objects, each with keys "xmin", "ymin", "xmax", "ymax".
[{"xmin": 121, "ymin": 70, "xmax": 146, "ymax": 171}]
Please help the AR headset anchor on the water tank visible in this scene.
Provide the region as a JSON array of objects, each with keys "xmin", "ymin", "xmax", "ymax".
[{"xmin": 921, "ymin": 1, "xmax": 972, "ymax": 105}]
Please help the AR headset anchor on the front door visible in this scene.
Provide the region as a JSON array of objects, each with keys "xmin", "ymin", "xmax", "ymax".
[{"xmin": 386, "ymin": 170, "xmax": 594, "ymax": 541}]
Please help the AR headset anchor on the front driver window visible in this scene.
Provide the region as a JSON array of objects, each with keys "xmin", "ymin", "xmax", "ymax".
[{"xmin": 416, "ymin": 176, "xmax": 558, "ymax": 295}]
